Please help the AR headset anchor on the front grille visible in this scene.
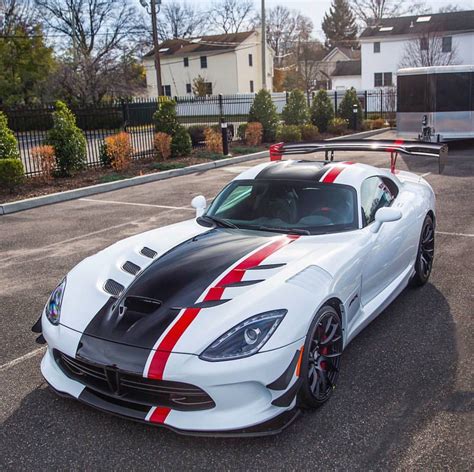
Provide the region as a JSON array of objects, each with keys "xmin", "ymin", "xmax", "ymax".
[{"xmin": 54, "ymin": 350, "xmax": 215, "ymax": 411}]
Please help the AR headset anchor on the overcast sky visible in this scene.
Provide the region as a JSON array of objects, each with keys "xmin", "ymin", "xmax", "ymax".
[{"xmin": 146, "ymin": 0, "xmax": 474, "ymax": 39}]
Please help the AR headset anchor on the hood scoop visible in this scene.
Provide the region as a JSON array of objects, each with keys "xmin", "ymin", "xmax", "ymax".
[{"xmin": 122, "ymin": 296, "xmax": 162, "ymax": 315}]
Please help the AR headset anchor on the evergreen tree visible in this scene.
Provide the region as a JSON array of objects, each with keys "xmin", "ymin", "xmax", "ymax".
[
  {"xmin": 0, "ymin": 112, "xmax": 24, "ymax": 191},
  {"xmin": 46, "ymin": 101, "xmax": 87, "ymax": 175},
  {"xmin": 322, "ymin": 0, "xmax": 358, "ymax": 50},
  {"xmin": 153, "ymin": 99, "xmax": 180, "ymax": 135},
  {"xmin": 338, "ymin": 88, "xmax": 363, "ymax": 130},
  {"xmin": 248, "ymin": 90, "xmax": 279, "ymax": 142},
  {"xmin": 282, "ymin": 90, "xmax": 309, "ymax": 126},
  {"xmin": 310, "ymin": 90, "xmax": 335, "ymax": 132},
  {"xmin": 0, "ymin": 113, "xmax": 20, "ymax": 160}
]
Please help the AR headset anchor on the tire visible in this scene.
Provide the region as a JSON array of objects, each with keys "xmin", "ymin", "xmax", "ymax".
[
  {"xmin": 298, "ymin": 305, "xmax": 343, "ymax": 409},
  {"xmin": 412, "ymin": 214, "xmax": 435, "ymax": 287}
]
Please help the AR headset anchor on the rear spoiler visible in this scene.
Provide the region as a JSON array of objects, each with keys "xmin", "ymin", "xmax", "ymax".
[{"xmin": 269, "ymin": 139, "xmax": 448, "ymax": 174}]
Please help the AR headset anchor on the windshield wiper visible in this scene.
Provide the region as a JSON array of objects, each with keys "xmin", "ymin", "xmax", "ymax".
[
  {"xmin": 256, "ymin": 226, "xmax": 310, "ymax": 235},
  {"xmin": 198, "ymin": 215, "xmax": 238, "ymax": 229}
]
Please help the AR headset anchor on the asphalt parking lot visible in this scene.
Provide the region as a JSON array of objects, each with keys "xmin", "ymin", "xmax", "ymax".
[{"xmin": 1, "ymin": 133, "xmax": 473, "ymax": 470}]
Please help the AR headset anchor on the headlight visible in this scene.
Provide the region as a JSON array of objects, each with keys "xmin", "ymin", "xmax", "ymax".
[
  {"xmin": 45, "ymin": 278, "xmax": 66, "ymax": 325},
  {"xmin": 199, "ymin": 310, "xmax": 287, "ymax": 362}
]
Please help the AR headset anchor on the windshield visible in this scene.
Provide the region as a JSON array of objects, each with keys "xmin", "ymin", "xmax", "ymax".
[{"xmin": 204, "ymin": 179, "xmax": 358, "ymax": 235}]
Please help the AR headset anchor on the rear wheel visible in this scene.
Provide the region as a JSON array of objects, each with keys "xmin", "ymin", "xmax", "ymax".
[
  {"xmin": 412, "ymin": 214, "xmax": 435, "ymax": 286},
  {"xmin": 298, "ymin": 305, "xmax": 343, "ymax": 409}
]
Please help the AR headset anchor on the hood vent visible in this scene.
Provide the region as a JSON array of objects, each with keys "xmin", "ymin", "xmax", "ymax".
[
  {"xmin": 182, "ymin": 299, "xmax": 230, "ymax": 310},
  {"xmin": 140, "ymin": 247, "xmax": 157, "ymax": 259},
  {"xmin": 221, "ymin": 279, "xmax": 264, "ymax": 288},
  {"xmin": 123, "ymin": 296, "xmax": 161, "ymax": 314},
  {"xmin": 122, "ymin": 261, "xmax": 141, "ymax": 276},
  {"xmin": 247, "ymin": 263, "xmax": 286, "ymax": 271},
  {"xmin": 104, "ymin": 279, "xmax": 125, "ymax": 297}
]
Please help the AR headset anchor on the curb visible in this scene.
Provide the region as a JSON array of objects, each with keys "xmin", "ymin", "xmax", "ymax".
[
  {"xmin": 0, "ymin": 151, "xmax": 268, "ymax": 215},
  {"xmin": 0, "ymin": 128, "xmax": 390, "ymax": 216}
]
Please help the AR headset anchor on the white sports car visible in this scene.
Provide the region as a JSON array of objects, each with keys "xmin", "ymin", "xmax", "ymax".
[{"xmin": 34, "ymin": 139, "xmax": 446, "ymax": 436}]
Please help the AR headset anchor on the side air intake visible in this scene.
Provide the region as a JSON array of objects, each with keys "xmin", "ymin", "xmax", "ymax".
[
  {"xmin": 140, "ymin": 247, "xmax": 157, "ymax": 259},
  {"xmin": 104, "ymin": 279, "xmax": 125, "ymax": 297}
]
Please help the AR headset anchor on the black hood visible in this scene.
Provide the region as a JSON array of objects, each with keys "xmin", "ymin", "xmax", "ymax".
[{"xmin": 79, "ymin": 229, "xmax": 275, "ymax": 355}]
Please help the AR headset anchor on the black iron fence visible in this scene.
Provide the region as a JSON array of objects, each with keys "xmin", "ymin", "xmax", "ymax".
[{"xmin": 3, "ymin": 90, "xmax": 396, "ymax": 177}]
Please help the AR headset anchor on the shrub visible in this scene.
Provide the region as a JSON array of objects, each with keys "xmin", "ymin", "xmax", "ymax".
[
  {"xmin": 0, "ymin": 112, "xmax": 20, "ymax": 160},
  {"xmin": 31, "ymin": 145, "xmax": 56, "ymax": 181},
  {"xmin": 276, "ymin": 125, "xmax": 302, "ymax": 142},
  {"xmin": 310, "ymin": 90, "xmax": 335, "ymax": 133},
  {"xmin": 282, "ymin": 90, "xmax": 309, "ymax": 125},
  {"xmin": 244, "ymin": 122, "xmax": 263, "ymax": 146},
  {"xmin": 103, "ymin": 132, "xmax": 133, "ymax": 171},
  {"xmin": 231, "ymin": 146, "xmax": 260, "ymax": 155},
  {"xmin": 154, "ymin": 132, "xmax": 172, "ymax": 160},
  {"xmin": 371, "ymin": 118, "xmax": 386, "ymax": 129},
  {"xmin": 171, "ymin": 126, "xmax": 192, "ymax": 157},
  {"xmin": 0, "ymin": 158, "xmax": 24, "ymax": 192},
  {"xmin": 388, "ymin": 118, "xmax": 396, "ymax": 128},
  {"xmin": 338, "ymin": 88, "xmax": 363, "ymax": 130},
  {"xmin": 204, "ymin": 127, "xmax": 223, "ymax": 153},
  {"xmin": 328, "ymin": 117, "xmax": 348, "ymax": 136},
  {"xmin": 46, "ymin": 101, "xmax": 86, "ymax": 176},
  {"xmin": 300, "ymin": 124, "xmax": 319, "ymax": 141},
  {"xmin": 248, "ymin": 89, "xmax": 279, "ymax": 142},
  {"xmin": 361, "ymin": 119, "xmax": 373, "ymax": 131},
  {"xmin": 187, "ymin": 125, "xmax": 206, "ymax": 146},
  {"xmin": 153, "ymin": 99, "xmax": 180, "ymax": 135},
  {"xmin": 237, "ymin": 123, "xmax": 248, "ymax": 141}
]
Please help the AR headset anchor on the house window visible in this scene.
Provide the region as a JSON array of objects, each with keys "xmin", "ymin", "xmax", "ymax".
[
  {"xmin": 442, "ymin": 36, "xmax": 452, "ymax": 53},
  {"xmin": 374, "ymin": 42, "xmax": 380, "ymax": 53},
  {"xmin": 420, "ymin": 37, "xmax": 429, "ymax": 51},
  {"xmin": 183, "ymin": 57, "xmax": 189, "ymax": 67},
  {"xmin": 383, "ymin": 72, "xmax": 392, "ymax": 86},
  {"xmin": 374, "ymin": 73, "xmax": 383, "ymax": 87},
  {"xmin": 161, "ymin": 85, "xmax": 171, "ymax": 97},
  {"xmin": 200, "ymin": 56, "xmax": 207, "ymax": 68},
  {"xmin": 374, "ymin": 73, "xmax": 392, "ymax": 87},
  {"xmin": 186, "ymin": 83, "xmax": 192, "ymax": 94},
  {"xmin": 250, "ymin": 80, "xmax": 254, "ymax": 93},
  {"xmin": 248, "ymin": 54, "xmax": 253, "ymax": 66},
  {"xmin": 205, "ymin": 82, "xmax": 213, "ymax": 95}
]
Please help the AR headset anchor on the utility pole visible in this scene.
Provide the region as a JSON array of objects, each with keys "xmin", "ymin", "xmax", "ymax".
[
  {"xmin": 261, "ymin": 0, "xmax": 267, "ymax": 90},
  {"xmin": 141, "ymin": 0, "xmax": 163, "ymax": 98},
  {"xmin": 150, "ymin": 0, "xmax": 163, "ymax": 98}
]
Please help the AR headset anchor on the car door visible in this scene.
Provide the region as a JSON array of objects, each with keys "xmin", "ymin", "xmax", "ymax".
[{"xmin": 359, "ymin": 176, "xmax": 406, "ymax": 305}]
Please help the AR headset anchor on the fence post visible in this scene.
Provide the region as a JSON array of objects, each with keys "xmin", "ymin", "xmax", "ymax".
[
  {"xmin": 364, "ymin": 90, "xmax": 368, "ymax": 120},
  {"xmin": 221, "ymin": 118, "xmax": 229, "ymax": 156},
  {"xmin": 218, "ymin": 94, "xmax": 224, "ymax": 123},
  {"xmin": 380, "ymin": 89, "xmax": 383, "ymax": 117},
  {"xmin": 334, "ymin": 91, "xmax": 338, "ymax": 117}
]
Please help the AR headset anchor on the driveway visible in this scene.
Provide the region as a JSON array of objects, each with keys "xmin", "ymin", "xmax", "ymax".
[{"xmin": 1, "ymin": 136, "xmax": 473, "ymax": 470}]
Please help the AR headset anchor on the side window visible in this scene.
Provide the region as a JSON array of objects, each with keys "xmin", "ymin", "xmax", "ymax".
[{"xmin": 360, "ymin": 176, "xmax": 395, "ymax": 226}]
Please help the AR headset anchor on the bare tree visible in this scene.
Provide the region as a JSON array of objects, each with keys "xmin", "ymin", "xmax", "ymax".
[
  {"xmin": 158, "ymin": 1, "xmax": 208, "ymax": 40},
  {"xmin": 0, "ymin": 0, "xmax": 35, "ymax": 33},
  {"xmin": 349, "ymin": 0, "xmax": 428, "ymax": 26},
  {"xmin": 210, "ymin": 0, "xmax": 254, "ymax": 34},
  {"xmin": 399, "ymin": 30, "xmax": 457, "ymax": 67},
  {"xmin": 35, "ymin": 0, "xmax": 146, "ymax": 104},
  {"xmin": 438, "ymin": 4, "xmax": 461, "ymax": 13}
]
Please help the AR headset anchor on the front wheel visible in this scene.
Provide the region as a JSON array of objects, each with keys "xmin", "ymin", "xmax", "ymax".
[
  {"xmin": 298, "ymin": 305, "xmax": 343, "ymax": 409},
  {"xmin": 412, "ymin": 214, "xmax": 435, "ymax": 286}
]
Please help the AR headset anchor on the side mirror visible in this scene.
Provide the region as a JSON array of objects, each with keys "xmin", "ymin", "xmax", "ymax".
[
  {"xmin": 191, "ymin": 195, "xmax": 207, "ymax": 217},
  {"xmin": 370, "ymin": 207, "xmax": 402, "ymax": 233}
]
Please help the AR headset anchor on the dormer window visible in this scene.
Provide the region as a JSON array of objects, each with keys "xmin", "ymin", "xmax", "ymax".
[
  {"xmin": 416, "ymin": 16, "xmax": 431, "ymax": 23},
  {"xmin": 379, "ymin": 26, "xmax": 393, "ymax": 32}
]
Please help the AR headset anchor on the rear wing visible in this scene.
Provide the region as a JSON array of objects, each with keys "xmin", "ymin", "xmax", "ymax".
[{"xmin": 269, "ymin": 139, "xmax": 448, "ymax": 174}]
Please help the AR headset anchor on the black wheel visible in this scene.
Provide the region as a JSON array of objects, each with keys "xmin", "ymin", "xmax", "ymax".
[
  {"xmin": 412, "ymin": 214, "xmax": 435, "ymax": 286},
  {"xmin": 298, "ymin": 305, "xmax": 343, "ymax": 409}
]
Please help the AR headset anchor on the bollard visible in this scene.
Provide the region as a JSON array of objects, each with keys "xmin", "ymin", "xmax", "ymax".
[{"xmin": 221, "ymin": 119, "xmax": 229, "ymax": 156}]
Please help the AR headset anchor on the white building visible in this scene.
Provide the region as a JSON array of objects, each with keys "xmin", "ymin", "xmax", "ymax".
[
  {"xmin": 331, "ymin": 60, "xmax": 362, "ymax": 91},
  {"xmin": 143, "ymin": 30, "xmax": 274, "ymax": 97},
  {"xmin": 331, "ymin": 10, "xmax": 474, "ymax": 91}
]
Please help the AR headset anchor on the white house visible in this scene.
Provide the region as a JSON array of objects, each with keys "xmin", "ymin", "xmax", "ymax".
[
  {"xmin": 331, "ymin": 60, "xmax": 362, "ymax": 91},
  {"xmin": 143, "ymin": 30, "xmax": 274, "ymax": 97},
  {"xmin": 331, "ymin": 10, "xmax": 474, "ymax": 91}
]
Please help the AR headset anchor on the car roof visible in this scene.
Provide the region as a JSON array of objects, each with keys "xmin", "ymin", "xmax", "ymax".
[{"xmin": 234, "ymin": 160, "xmax": 396, "ymax": 188}]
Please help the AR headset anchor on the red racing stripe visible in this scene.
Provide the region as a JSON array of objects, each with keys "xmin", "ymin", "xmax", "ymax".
[
  {"xmin": 321, "ymin": 161, "xmax": 355, "ymax": 183},
  {"xmin": 146, "ymin": 235, "xmax": 299, "ymax": 380},
  {"xmin": 148, "ymin": 406, "xmax": 171, "ymax": 424}
]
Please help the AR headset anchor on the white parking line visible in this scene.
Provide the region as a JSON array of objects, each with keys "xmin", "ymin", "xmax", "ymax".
[
  {"xmin": 436, "ymin": 231, "xmax": 474, "ymax": 238},
  {"xmin": 0, "ymin": 347, "xmax": 46, "ymax": 373},
  {"xmin": 80, "ymin": 198, "xmax": 194, "ymax": 211}
]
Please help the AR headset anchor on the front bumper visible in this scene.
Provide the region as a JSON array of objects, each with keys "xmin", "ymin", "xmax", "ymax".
[{"xmin": 40, "ymin": 327, "xmax": 304, "ymax": 436}]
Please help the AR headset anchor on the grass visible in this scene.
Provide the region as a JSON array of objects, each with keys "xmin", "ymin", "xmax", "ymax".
[
  {"xmin": 194, "ymin": 150, "xmax": 225, "ymax": 161},
  {"xmin": 152, "ymin": 161, "xmax": 187, "ymax": 171},
  {"xmin": 99, "ymin": 173, "xmax": 127, "ymax": 183},
  {"xmin": 231, "ymin": 146, "xmax": 262, "ymax": 155}
]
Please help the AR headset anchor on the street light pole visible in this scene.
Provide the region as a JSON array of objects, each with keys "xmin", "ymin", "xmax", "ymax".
[
  {"xmin": 261, "ymin": 0, "xmax": 266, "ymax": 90},
  {"xmin": 150, "ymin": 0, "xmax": 163, "ymax": 98}
]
